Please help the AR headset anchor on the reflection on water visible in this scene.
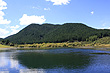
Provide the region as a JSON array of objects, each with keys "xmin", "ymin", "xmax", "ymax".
[
  {"xmin": 0, "ymin": 48, "xmax": 110, "ymax": 73},
  {"xmin": 16, "ymin": 52, "xmax": 90, "ymax": 69}
]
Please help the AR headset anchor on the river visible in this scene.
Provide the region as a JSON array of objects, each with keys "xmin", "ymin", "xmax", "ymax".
[{"xmin": 0, "ymin": 48, "xmax": 110, "ymax": 73}]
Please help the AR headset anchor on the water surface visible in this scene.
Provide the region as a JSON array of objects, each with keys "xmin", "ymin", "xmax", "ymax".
[{"xmin": 0, "ymin": 48, "xmax": 110, "ymax": 73}]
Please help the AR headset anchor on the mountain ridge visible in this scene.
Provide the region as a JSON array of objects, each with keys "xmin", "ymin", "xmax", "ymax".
[{"xmin": 6, "ymin": 23, "xmax": 110, "ymax": 44}]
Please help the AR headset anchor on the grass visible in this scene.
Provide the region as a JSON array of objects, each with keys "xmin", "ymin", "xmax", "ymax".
[
  {"xmin": 16, "ymin": 39, "xmax": 110, "ymax": 51},
  {"xmin": 17, "ymin": 42, "xmax": 76, "ymax": 48},
  {"xmin": 0, "ymin": 44, "xmax": 11, "ymax": 48},
  {"xmin": 94, "ymin": 37, "xmax": 110, "ymax": 44},
  {"xmin": 16, "ymin": 42, "xmax": 95, "ymax": 50},
  {"xmin": 1, "ymin": 37, "xmax": 110, "ymax": 51},
  {"xmin": 0, "ymin": 44, "xmax": 15, "ymax": 51}
]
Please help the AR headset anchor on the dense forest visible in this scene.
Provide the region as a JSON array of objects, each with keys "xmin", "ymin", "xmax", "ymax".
[
  {"xmin": 0, "ymin": 38, "xmax": 2, "ymax": 41},
  {"xmin": 5, "ymin": 23, "xmax": 110, "ymax": 44}
]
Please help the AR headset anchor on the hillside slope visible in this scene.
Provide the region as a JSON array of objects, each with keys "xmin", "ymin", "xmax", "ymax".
[
  {"xmin": 0, "ymin": 38, "xmax": 3, "ymax": 41},
  {"xmin": 94, "ymin": 37, "xmax": 110, "ymax": 44},
  {"xmin": 6, "ymin": 23, "xmax": 110, "ymax": 44}
]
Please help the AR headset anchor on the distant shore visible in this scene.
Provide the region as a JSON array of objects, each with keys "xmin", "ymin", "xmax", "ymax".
[
  {"xmin": 1, "ymin": 42, "xmax": 110, "ymax": 51},
  {"xmin": 0, "ymin": 47, "xmax": 110, "ymax": 52},
  {"xmin": 78, "ymin": 46, "xmax": 110, "ymax": 51}
]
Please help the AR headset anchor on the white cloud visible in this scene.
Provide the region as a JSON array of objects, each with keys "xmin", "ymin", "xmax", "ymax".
[
  {"xmin": 10, "ymin": 25, "xmax": 20, "ymax": 35},
  {"xmin": 20, "ymin": 69, "xmax": 45, "ymax": 73},
  {"xmin": 19, "ymin": 14, "xmax": 46, "ymax": 25},
  {"xmin": 0, "ymin": 11, "xmax": 4, "ymax": 16},
  {"xmin": 0, "ymin": 18, "xmax": 11, "ymax": 24},
  {"xmin": 91, "ymin": 11, "xmax": 94, "ymax": 15},
  {"xmin": 0, "ymin": 28, "xmax": 9, "ymax": 38},
  {"xmin": 44, "ymin": 8, "xmax": 50, "ymax": 11},
  {"xmin": 0, "ymin": 0, "xmax": 11, "ymax": 24},
  {"xmin": 46, "ymin": 0, "xmax": 71, "ymax": 5},
  {"xmin": 10, "ymin": 29, "xmax": 20, "ymax": 35},
  {"xmin": 0, "ymin": 54, "xmax": 8, "ymax": 67},
  {"xmin": 10, "ymin": 25, "xmax": 20, "ymax": 29},
  {"xmin": 99, "ymin": 26, "xmax": 110, "ymax": 29},
  {"xmin": 0, "ymin": 0, "xmax": 7, "ymax": 10},
  {"xmin": 10, "ymin": 59, "xmax": 19, "ymax": 69},
  {"xmin": 0, "ymin": 0, "xmax": 7, "ymax": 6},
  {"xmin": 108, "ymin": 27, "xmax": 110, "ymax": 29},
  {"xmin": 32, "ymin": 6, "xmax": 39, "ymax": 9},
  {"xmin": 0, "ymin": 25, "xmax": 20, "ymax": 38}
]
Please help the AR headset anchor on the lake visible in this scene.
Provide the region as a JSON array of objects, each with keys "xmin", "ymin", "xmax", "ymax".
[{"xmin": 0, "ymin": 48, "xmax": 110, "ymax": 73}]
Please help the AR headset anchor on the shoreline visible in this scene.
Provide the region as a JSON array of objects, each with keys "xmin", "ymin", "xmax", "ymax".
[
  {"xmin": 78, "ymin": 46, "xmax": 110, "ymax": 51},
  {"xmin": 0, "ymin": 47, "xmax": 17, "ymax": 51},
  {"xmin": 0, "ymin": 46, "xmax": 110, "ymax": 51}
]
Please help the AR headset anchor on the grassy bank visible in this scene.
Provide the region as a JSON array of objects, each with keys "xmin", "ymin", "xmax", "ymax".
[
  {"xmin": 1, "ymin": 37, "xmax": 110, "ymax": 51},
  {"xmin": 16, "ymin": 41, "xmax": 110, "ymax": 50},
  {"xmin": 0, "ymin": 44, "xmax": 11, "ymax": 48},
  {"xmin": 17, "ymin": 42, "xmax": 81, "ymax": 48}
]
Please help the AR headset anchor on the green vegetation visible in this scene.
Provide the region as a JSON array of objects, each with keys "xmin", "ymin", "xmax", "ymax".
[
  {"xmin": 0, "ymin": 39, "xmax": 14, "ymax": 46},
  {"xmin": 17, "ymin": 42, "xmax": 76, "ymax": 49},
  {"xmin": 0, "ymin": 39, "xmax": 14, "ymax": 49},
  {"xmin": 94, "ymin": 37, "xmax": 110, "ymax": 44},
  {"xmin": 86, "ymin": 35, "xmax": 98, "ymax": 42},
  {"xmin": 0, "ymin": 44, "xmax": 10, "ymax": 48},
  {"xmin": 14, "ymin": 37, "xmax": 110, "ymax": 50},
  {"xmin": 1, "ymin": 37, "xmax": 110, "ymax": 50},
  {"xmin": 5, "ymin": 23, "xmax": 110, "ymax": 44},
  {"xmin": 0, "ymin": 23, "xmax": 110, "ymax": 50},
  {"xmin": 0, "ymin": 38, "xmax": 2, "ymax": 41}
]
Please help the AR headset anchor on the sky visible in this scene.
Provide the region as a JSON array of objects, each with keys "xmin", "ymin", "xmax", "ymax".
[{"xmin": 0, "ymin": 0, "xmax": 110, "ymax": 38}]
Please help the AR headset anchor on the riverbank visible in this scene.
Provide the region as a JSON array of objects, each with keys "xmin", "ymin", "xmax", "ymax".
[
  {"xmin": 0, "ymin": 44, "xmax": 16, "ymax": 51},
  {"xmin": 15, "ymin": 42, "xmax": 110, "ymax": 51},
  {"xmin": 1, "ymin": 42, "xmax": 110, "ymax": 51},
  {"xmin": 0, "ymin": 44, "xmax": 10, "ymax": 48}
]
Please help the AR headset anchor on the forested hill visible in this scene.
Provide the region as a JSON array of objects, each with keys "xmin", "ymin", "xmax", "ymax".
[
  {"xmin": 0, "ymin": 38, "xmax": 3, "ymax": 41},
  {"xmin": 6, "ymin": 23, "xmax": 110, "ymax": 44}
]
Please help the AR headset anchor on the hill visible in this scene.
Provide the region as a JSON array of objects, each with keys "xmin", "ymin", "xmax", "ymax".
[
  {"xmin": 0, "ymin": 38, "xmax": 3, "ymax": 41},
  {"xmin": 94, "ymin": 37, "xmax": 110, "ymax": 44},
  {"xmin": 6, "ymin": 23, "xmax": 110, "ymax": 44}
]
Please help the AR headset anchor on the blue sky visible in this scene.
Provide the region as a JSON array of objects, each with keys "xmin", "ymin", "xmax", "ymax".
[{"xmin": 0, "ymin": 0, "xmax": 110, "ymax": 38}]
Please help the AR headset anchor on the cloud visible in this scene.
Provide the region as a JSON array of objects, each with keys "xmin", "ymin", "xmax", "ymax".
[
  {"xmin": 0, "ymin": 11, "xmax": 4, "ymax": 16},
  {"xmin": 10, "ymin": 29, "xmax": 20, "ymax": 35},
  {"xmin": 10, "ymin": 25, "xmax": 20, "ymax": 29},
  {"xmin": 0, "ymin": 0, "xmax": 11, "ymax": 24},
  {"xmin": 19, "ymin": 14, "xmax": 46, "ymax": 25},
  {"xmin": 10, "ymin": 25, "xmax": 20, "ymax": 35},
  {"xmin": 0, "ymin": 25, "xmax": 20, "ymax": 38},
  {"xmin": 0, "ymin": 54, "xmax": 8, "ymax": 67},
  {"xmin": 99, "ymin": 26, "xmax": 110, "ymax": 29},
  {"xmin": 32, "ymin": 6, "xmax": 39, "ymax": 9},
  {"xmin": 46, "ymin": 0, "xmax": 71, "ymax": 5},
  {"xmin": 20, "ymin": 69, "xmax": 46, "ymax": 73},
  {"xmin": 44, "ymin": 8, "xmax": 50, "ymax": 11},
  {"xmin": 0, "ymin": 0, "xmax": 7, "ymax": 10},
  {"xmin": 0, "ymin": 17, "xmax": 11, "ymax": 24},
  {"xmin": 0, "ymin": 28, "xmax": 9, "ymax": 35},
  {"xmin": 91, "ymin": 11, "xmax": 94, "ymax": 15},
  {"xmin": 0, "ymin": 28, "xmax": 9, "ymax": 38},
  {"xmin": 10, "ymin": 59, "xmax": 19, "ymax": 69},
  {"xmin": 108, "ymin": 27, "xmax": 110, "ymax": 29}
]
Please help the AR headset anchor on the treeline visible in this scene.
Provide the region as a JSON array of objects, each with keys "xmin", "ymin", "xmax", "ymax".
[
  {"xmin": 0, "ymin": 38, "xmax": 2, "ymax": 41},
  {"xmin": 0, "ymin": 39, "xmax": 14, "ymax": 46},
  {"xmin": 5, "ymin": 23, "xmax": 110, "ymax": 44}
]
